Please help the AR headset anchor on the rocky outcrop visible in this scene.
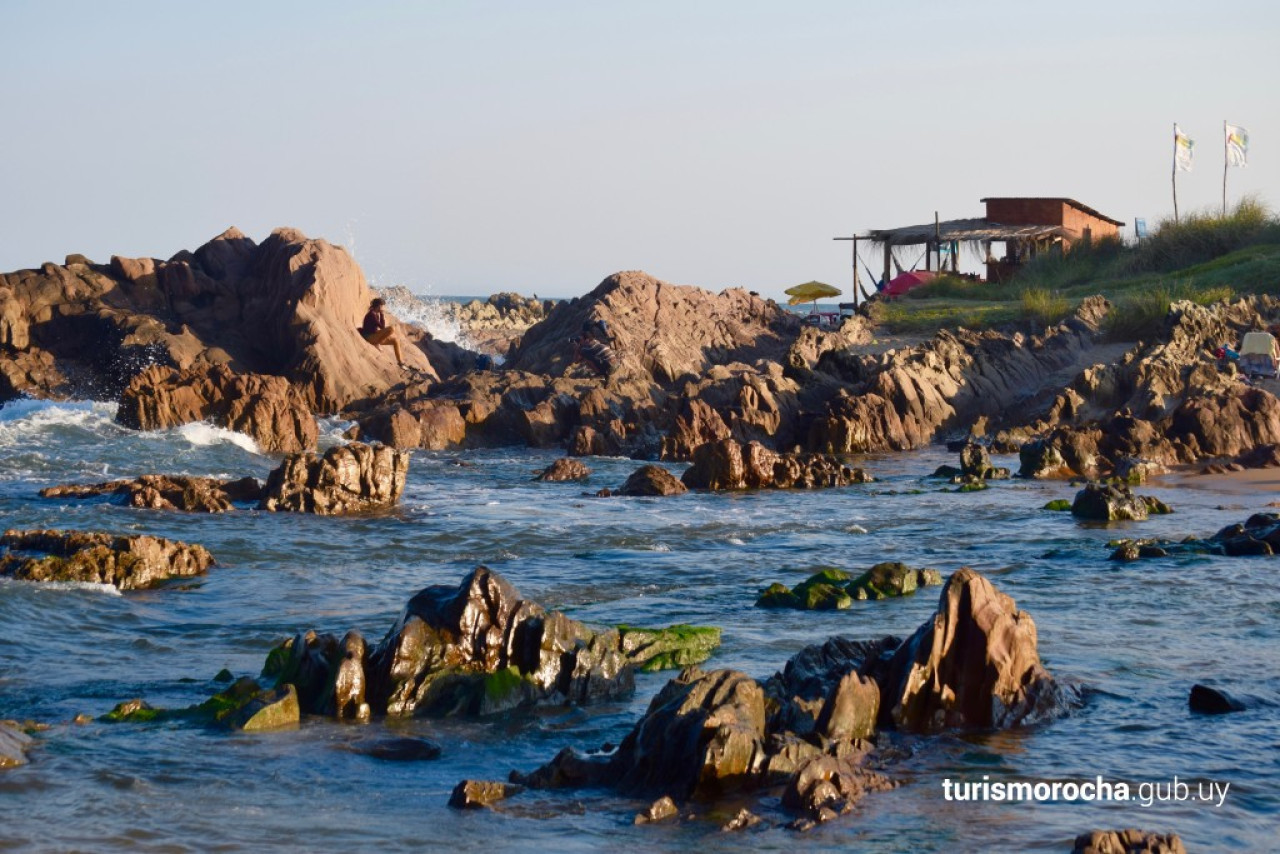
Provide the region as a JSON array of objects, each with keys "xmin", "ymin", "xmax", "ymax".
[
  {"xmin": 508, "ymin": 271, "xmax": 798, "ymax": 383},
  {"xmin": 0, "ymin": 227, "xmax": 437, "ymax": 412},
  {"xmin": 1110, "ymin": 512, "xmax": 1280, "ymax": 560},
  {"xmin": 264, "ymin": 567, "xmax": 639, "ymax": 719},
  {"xmin": 0, "ymin": 529, "xmax": 214, "ymax": 590},
  {"xmin": 1071, "ymin": 483, "xmax": 1167, "ymax": 522},
  {"xmin": 40, "ymin": 474, "xmax": 262, "ymax": 512},
  {"xmin": 259, "ymin": 443, "xmax": 408, "ymax": 514},
  {"xmin": 513, "ymin": 570, "xmax": 1070, "ymax": 825},
  {"xmin": 1070, "ymin": 829, "xmax": 1186, "ymax": 854},
  {"xmin": 117, "ymin": 363, "xmax": 319, "ymax": 453},
  {"xmin": 616, "ymin": 465, "xmax": 688, "ymax": 496},
  {"xmin": 681, "ymin": 439, "xmax": 872, "ymax": 490},
  {"xmin": 879, "ymin": 568, "xmax": 1074, "ymax": 732},
  {"xmin": 534, "ymin": 458, "xmax": 592, "ymax": 482}
]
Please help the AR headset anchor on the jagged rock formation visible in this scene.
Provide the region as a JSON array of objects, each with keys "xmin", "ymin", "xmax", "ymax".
[
  {"xmin": 0, "ymin": 529, "xmax": 214, "ymax": 590},
  {"xmin": 117, "ymin": 364, "xmax": 320, "ymax": 453},
  {"xmin": 262, "ymin": 567, "xmax": 717, "ymax": 720},
  {"xmin": 41, "ymin": 474, "xmax": 263, "ymax": 512},
  {"xmin": 879, "ymin": 568, "xmax": 1074, "ymax": 732},
  {"xmin": 0, "ymin": 227, "xmax": 435, "ymax": 414},
  {"xmin": 681, "ymin": 438, "xmax": 872, "ymax": 490},
  {"xmin": 259, "ymin": 442, "xmax": 409, "ymax": 514},
  {"xmin": 512, "ymin": 569, "xmax": 1073, "ymax": 825}
]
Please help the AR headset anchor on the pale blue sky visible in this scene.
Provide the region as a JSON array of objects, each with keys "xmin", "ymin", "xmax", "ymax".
[{"xmin": 2, "ymin": 0, "xmax": 1277, "ymax": 299}]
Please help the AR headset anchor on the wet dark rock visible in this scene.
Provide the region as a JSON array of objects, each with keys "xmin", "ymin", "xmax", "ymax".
[
  {"xmin": 0, "ymin": 529, "xmax": 214, "ymax": 590},
  {"xmin": 0, "ymin": 722, "xmax": 33, "ymax": 768},
  {"xmin": 1188, "ymin": 684, "xmax": 1246, "ymax": 714},
  {"xmin": 355, "ymin": 737, "xmax": 443, "ymax": 761},
  {"xmin": 266, "ymin": 567, "xmax": 635, "ymax": 719},
  {"xmin": 259, "ymin": 442, "xmax": 408, "ymax": 515},
  {"xmin": 1070, "ymin": 829, "xmax": 1186, "ymax": 854},
  {"xmin": 449, "ymin": 779, "xmax": 525, "ymax": 809},
  {"xmin": 1071, "ymin": 483, "xmax": 1150, "ymax": 522},
  {"xmin": 616, "ymin": 465, "xmax": 688, "ymax": 496},
  {"xmin": 682, "ymin": 439, "xmax": 872, "ymax": 491},
  {"xmin": 958, "ymin": 443, "xmax": 1010, "ymax": 480},
  {"xmin": 534, "ymin": 458, "xmax": 592, "ymax": 482},
  {"xmin": 847, "ymin": 562, "xmax": 942, "ymax": 600},
  {"xmin": 40, "ymin": 474, "xmax": 262, "ymax": 512},
  {"xmin": 719, "ymin": 808, "xmax": 764, "ymax": 832},
  {"xmin": 1106, "ymin": 512, "xmax": 1280, "ymax": 561},
  {"xmin": 781, "ymin": 754, "xmax": 894, "ymax": 824},
  {"xmin": 228, "ymin": 684, "xmax": 300, "ymax": 731},
  {"xmin": 1018, "ymin": 438, "xmax": 1075, "ymax": 479},
  {"xmin": 879, "ymin": 568, "xmax": 1077, "ymax": 732}
]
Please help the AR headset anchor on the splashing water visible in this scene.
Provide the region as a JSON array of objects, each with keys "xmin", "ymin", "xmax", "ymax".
[{"xmin": 376, "ymin": 285, "xmax": 478, "ymax": 350}]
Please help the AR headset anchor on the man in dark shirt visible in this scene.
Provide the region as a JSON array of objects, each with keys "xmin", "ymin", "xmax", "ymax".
[{"xmin": 360, "ymin": 297, "xmax": 404, "ymax": 366}]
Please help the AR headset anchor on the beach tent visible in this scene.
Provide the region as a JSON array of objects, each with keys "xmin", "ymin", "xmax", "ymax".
[
  {"xmin": 882, "ymin": 270, "xmax": 937, "ymax": 298},
  {"xmin": 785, "ymin": 280, "xmax": 842, "ymax": 308}
]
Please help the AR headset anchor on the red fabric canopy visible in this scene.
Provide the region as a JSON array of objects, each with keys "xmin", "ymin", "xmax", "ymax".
[{"xmin": 882, "ymin": 270, "xmax": 937, "ymax": 298}]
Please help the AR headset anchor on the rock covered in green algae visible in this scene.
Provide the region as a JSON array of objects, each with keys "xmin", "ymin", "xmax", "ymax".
[
  {"xmin": 1043, "ymin": 499, "xmax": 1072, "ymax": 511},
  {"xmin": 617, "ymin": 624, "xmax": 722, "ymax": 671},
  {"xmin": 756, "ymin": 564, "xmax": 941, "ymax": 610},
  {"xmin": 102, "ymin": 677, "xmax": 298, "ymax": 731}
]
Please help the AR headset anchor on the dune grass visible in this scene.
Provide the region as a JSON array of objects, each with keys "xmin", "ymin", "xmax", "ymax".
[{"xmin": 872, "ymin": 198, "xmax": 1280, "ymax": 337}]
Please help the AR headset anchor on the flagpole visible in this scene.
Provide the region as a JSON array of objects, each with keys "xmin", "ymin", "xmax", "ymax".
[
  {"xmin": 1172, "ymin": 122, "xmax": 1180, "ymax": 225},
  {"xmin": 1222, "ymin": 120, "xmax": 1228, "ymax": 216}
]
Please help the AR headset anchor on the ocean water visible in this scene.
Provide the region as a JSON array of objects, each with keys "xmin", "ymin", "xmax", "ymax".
[{"xmin": 0, "ymin": 400, "xmax": 1277, "ymax": 852}]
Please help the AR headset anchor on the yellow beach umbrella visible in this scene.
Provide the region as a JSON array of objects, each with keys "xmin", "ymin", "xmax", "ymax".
[{"xmin": 784, "ymin": 280, "xmax": 842, "ymax": 307}]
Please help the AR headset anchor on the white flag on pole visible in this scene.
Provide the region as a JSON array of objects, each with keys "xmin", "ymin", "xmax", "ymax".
[
  {"xmin": 1174, "ymin": 124, "xmax": 1194, "ymax": 171},
  {"xmin": 1226, "ymin": 124, "xmax": 1249, "ymax": 167}
]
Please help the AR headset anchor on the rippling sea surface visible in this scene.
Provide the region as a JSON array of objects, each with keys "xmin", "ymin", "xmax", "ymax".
[{"xmin": 1, "ymin": 400, "xmax": 1277, "ymax": 852}]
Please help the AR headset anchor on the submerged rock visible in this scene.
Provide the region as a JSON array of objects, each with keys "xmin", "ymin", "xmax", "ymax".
[
  {"xmin": 1107, "ymin": 512, "xmax": 1280, "ymax": 560},
  {"xmin": 103, "ymin": 676, "xmax": 299, "ymax": 731},
  {"xmin": 534, "ymin": 458, "xmax": 592, "ymax": 482},
  {"xmin": 0, "ymin": 529, "xmax": 214, "ymax": 590},
  {"xmin": 1188, "ymin": 684, "xmax": 1246, "ymax": 714},
  {"xmin": 259, "ymin": 442, "xmax": 408, "ymax": 514},
  {"xmin": 1071, "ymin": 829, "xmax": 1186, "ymax": 854},
  {"xmin": 352, "ymin": 737, "xmax": 443, "ymax": 761},
  {"xmin": 40, "ymin": 474, "xmax": 262, "ymax": 512},
  {"xmin": 0, "ymin": 722, "xmax": 33, "ymax": 768}
]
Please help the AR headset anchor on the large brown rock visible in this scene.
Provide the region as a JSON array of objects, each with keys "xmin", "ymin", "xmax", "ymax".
[
  {"xmin": 879, "ymin": 568, "xmax": 1074, "ymax": 732},
  {"xmin": 1071, "ymin": 829, "xmax": 1186, "ymax": 854},
  {"xmin": 681, "ymin": 438, "xmax": 872, "ymax": 490},
  {"xmin": 40, "ymin": 474, "xmax": 262, "ymax": 512},
  {"xmin": 118, "ymin": 363, "xmax": 319, "ymax": 454},
  {"xmin": 0, "ymin": 529, "xmax": 214, "ymax": 590},
  {"xmin": 616, "ymin": 465, "xmax": 688, "ymax": 496},
  {"xmin": 259, "ymin": 442, "xmax": 408, "ymax": 514}
]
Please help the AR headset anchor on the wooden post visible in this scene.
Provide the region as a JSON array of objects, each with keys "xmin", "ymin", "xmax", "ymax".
[
  {"xmin": 883, "ymin": 241, "xmax": 892, "ymax": 288},
  {"xmin": 951, "ymin": 240, "xmax": 960, "ymax": 273},
  {"xmin": 832, "ymin": 235, "xmax": 862, "ymax": 308}
]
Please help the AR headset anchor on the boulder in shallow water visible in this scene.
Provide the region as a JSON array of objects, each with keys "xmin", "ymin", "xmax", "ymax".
[
  {"xmin": 259, "ymin": 442, "xmax": 408, "ymax": 514},
  {"xmin": 1071, "ymin": 483, "xmax": 1149, "ymax": 522},
  {"xmin": 0, "ymin": 529, "xmax": 214, "ymax": 590},
  {"xmin": 682, "ymin": 439, "xmax": 872, "ymax": 491},
  {"xmin": 616, "ymin": 624, "xmax": 721, "ymax": 672},
  {"xmin": 40, "ymin": 474, "xmax": 262, "ymax": 512},
  {"xmin": 449, "ymin": 780, "xmax": 524, "ymax": 809},
  {"xmin": 534, "ymin": 458, "xmax": 592, "ymax": 482},
  {"xmin": 616, "ymin": 465, "xmax": 688, "ymax": 496}
]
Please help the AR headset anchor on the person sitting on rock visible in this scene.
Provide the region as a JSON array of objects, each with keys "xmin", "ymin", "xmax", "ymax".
[
  {"xmin": 359, "ymin": 297, "xmax": 404, "ymax": 366},
  {"xmin": 571, "ymin": 322, "xmax": 617, "ymax": 379}
]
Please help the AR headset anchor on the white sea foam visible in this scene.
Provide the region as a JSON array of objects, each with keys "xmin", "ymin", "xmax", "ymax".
[
  {"xmin": 378, "ymin": 286, "xmax": 477, "ymax": 349},
  {"xmin": 0, "ymin": 577, "xmax": 122, "ymax": 596},
  {"xmin": 0, "ymin": 399, "xmax": 121, "ymax": 446},
  {"xmin": 846, "ymin": 523, "xmax": 869, "ymax": 534},
  {"xmin": 727, "ymin": 537, "xmax": 747, "ymax": 546},
  {"xmin": 173, "ymin": 422, "xmax": 261, "ymax": 454}
]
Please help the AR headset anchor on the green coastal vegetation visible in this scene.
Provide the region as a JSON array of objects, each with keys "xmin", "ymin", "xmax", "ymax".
[{"xmin": 868, "ymin": 197, "xmax": 1280, "ymax": 338}]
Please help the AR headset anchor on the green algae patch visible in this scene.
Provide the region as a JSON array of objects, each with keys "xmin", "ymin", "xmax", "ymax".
[
  {"xmin": 1043, "ymin": 499, "xmax": 1072, "ymax": 511},
  {"xmin": 757, "ymin": 563, "xmax": 942, "ymax": 610},
  {"xmin": 617, "ymin": 624, "xmax": 722, "ymax": 671},
  {"xmin": 102, "ymin": 699, "xmax": 162, "ymax": 723}
]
